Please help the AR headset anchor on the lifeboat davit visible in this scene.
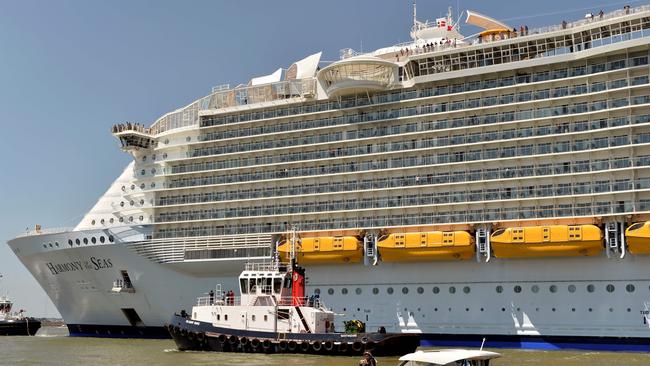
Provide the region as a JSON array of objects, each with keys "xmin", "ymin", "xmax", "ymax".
[
  {"xmin": 491, "ymin": 225, "xmax": 603, "ymax": 258},
  {"xmin": 625, "ymin": 222, "xmax": 650, "ymax": 254},
  {"xmin": 377, "ymin": 231, "xmax": 474, "ymax": 262},
  {"xmin": 277, "ymin": 236, "xmax": 363, "ymax": 264}
]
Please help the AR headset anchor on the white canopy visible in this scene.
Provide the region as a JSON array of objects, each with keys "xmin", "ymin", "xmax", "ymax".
[
  {"xmin": 399, "ymin": 350, "xmax": 501, "ymax": 365},
  {"xmin": 250, "ymin": 68, "xmax": 282, "ymax": 86},
  {"xmin": 465, "ymin": 10, "xmax": 511, "ymax": 30},
  {"xmin": 292, "ymin": 51, "xmax": 322, "ymax": 79}
]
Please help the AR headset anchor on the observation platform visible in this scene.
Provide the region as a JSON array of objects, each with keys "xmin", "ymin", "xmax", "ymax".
[
  {"xmin": 111, "ymin": 123, "xmax": 155, "ymax": 151},
  {"xmin": 318, "ymin": 55, "xmax": 397, "ymax": 97}
]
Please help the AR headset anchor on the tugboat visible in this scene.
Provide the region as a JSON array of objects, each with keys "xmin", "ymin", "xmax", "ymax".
[
  {"xmin": 0, "ymin": 290, "xmax": 41, "ymax": 336},
  {"xmin": 166, "ymin": 234, "xmax": 419, "ymax": 355}
]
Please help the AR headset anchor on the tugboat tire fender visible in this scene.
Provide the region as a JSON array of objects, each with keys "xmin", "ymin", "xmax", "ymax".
[
  {"xmin": 300, "ymin": 341, "xmax": 310, "ymax": 352},
  {"xmin": 287, "ymin": 340, "xmax": 297, "ymax": 352},
  {"xmin": 218, "ymin": 334, "xmax": 227, "ymax": 343},
  {"xmin": 352, "ymin": 341, "xmax": 363, "ymax": 352},
  {"xmin": 180, "ymin": 329, "xmax": 188, "ymax": 337},
  {"xmin": 262, "ymin": 339, "xmax": 272, "ymax": 349},
  {"xmin": 311, "ymin": 341, "xmax": 322, "ymax": 352},
  {"xmin": 240, "ymin": 336, "xmax": 249, "ymax": 346},
  {"xmin": 338, "ymin": 342, "xmax": 349, "ymax": 353},
  {"xmin": 323, "ymin": 340, "xmax": 334, "ymax": 351},
  {"xmin": 187, "ymin": 331, "xmax": 195, "ymax": 340},
  {"xmin": 229, "ymin": 335, "xmax": 239, "ymax": 345},
  {"xmin": 197, "ymin": 332, "xmax": 205, "ymax": 341},
  {"xmin": 365, "ymin": 340, "xmax": 376, "ymax": 350},
  {"xmin": 251, "ymin": 338, "xmax": 260, "ymax": 348},
  {"xmin": 278, "ymin": 340, "xmax": 288, "ymax": 351}
]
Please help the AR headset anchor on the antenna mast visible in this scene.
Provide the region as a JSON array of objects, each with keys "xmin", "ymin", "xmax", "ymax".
[{"xmin": 413, "ymin": 1, "xmax": 417, "ymax": 29}]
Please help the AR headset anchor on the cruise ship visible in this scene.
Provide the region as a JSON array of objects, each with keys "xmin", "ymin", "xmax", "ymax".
[{"xmin": 9, "ymin": 4, "xmax": 650, "ymax": 350}]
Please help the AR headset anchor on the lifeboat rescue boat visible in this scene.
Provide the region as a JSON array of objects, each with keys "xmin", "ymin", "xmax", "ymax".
[
  {"xmin": 377, "ymin": 231, "xmax": 474, "ymax": 262},
  {"xmin": 276, "ymin": 236, "xmax": 363, "ymax": 264},
  {"xmin": 490, "ymin": 225, "xmax": 603, "ymax": 259},
  {"xmin": 624, "ymin": 221, "xmax": 650, "ymax": 254}
]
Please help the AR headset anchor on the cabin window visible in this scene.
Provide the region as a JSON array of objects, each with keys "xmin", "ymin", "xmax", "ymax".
[
  {"xmin": 240, "ymin": 279, "xmax": 248, "ymax": 294},
  {"xmin": 273, "ymin": 278, "xmax": 282, "ymax": 293},
  {"xmin": 217, "ymin": 314, "xmax": 220, "ymax": 321},
  {"xmin": 626, "ymin": 284, "xmax": 635, "ymax": 293}
]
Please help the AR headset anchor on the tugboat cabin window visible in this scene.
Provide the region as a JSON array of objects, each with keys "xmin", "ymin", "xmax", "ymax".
[
  {"xmin": 273, "ymin": 278, "xmax": 282, "ymax": 293},
  {"xmin": 240, "ymin": 278, "xmax": 248, "ymax": 294}
]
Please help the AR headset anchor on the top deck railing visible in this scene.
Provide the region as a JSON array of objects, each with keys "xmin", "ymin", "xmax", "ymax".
[
  {"xmin": 111, "ymin": 122, "xmax": 152, "ymax": 135},
  {"xmin": 15, "ymin": 227, "xmax": 73, "ymax": 238},
  {"xmin": 341, "ymin": 4, "xmax": 650, "ymax": 60},
  {"xmin": 196, "ymin": 294, "xmax": 325, "ymax": 308}
]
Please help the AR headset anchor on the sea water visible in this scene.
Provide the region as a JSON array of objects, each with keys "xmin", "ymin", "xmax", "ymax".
[{"xmin": 2, "ymin": 327, "xmax": 650, "ymax": 366}]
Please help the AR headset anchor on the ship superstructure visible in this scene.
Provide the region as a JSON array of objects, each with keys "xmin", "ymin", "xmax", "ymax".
[{"xmin": 9, "ymin": 5, "xmax": 650, "ymax": 349}]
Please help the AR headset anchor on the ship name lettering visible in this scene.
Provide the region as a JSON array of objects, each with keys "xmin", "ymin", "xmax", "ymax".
[
  {"xmin": 90, "ymin": 257, "xmax": 113, "ymax": 270},
  {"xmin": 46, "ymin": 260, "xmax": 84, "ymax": 275}
]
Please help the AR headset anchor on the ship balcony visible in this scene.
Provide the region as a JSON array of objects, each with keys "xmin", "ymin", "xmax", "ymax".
[
  {"xmin": 318, "ymin": 56, "xmax": 397, "ymax": 97},
  {"xmin": 111, "ymin": 279, "xmax": 135, "ymax": 293},
  {"xmin": 111, "ymin": 123, "xmax": 155, "ymax": 151}
]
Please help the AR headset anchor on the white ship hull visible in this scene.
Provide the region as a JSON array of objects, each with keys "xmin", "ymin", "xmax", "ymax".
[{"xmin": 9, "ymin": 228, "xmax": 650, "ymax": 350}]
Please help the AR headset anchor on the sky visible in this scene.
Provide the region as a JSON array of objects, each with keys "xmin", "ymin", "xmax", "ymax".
[{"xmin": 0, "ymin": 0, "xmax": 640, "ymax": 318}]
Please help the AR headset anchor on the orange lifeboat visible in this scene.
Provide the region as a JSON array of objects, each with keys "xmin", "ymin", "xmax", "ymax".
[
  {"xmin": 377, "ymin": 231, "xmax": 474, "ymax": 262},
  {"xmin": 491, "ymin": 225, "xmax": 603, "ymax": 259},
  {"xmin": 277, "ymin": 236, "xmax": 363, "ymax": 264},
  {"xmin": 625, "ymin": 222, "xmax": 650, "ymax": 254}
]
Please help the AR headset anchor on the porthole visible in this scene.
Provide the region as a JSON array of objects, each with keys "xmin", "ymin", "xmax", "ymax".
[
  {"xmin": 496, "ymin": 285, "xmax": 503, "ymax": 293},
  {"xmin": 572, "ymin": 308, "xmax": 576, "ymax": 312},
  {"xmin": 139, "ymin": 216, "xmax": 144, "ymax": 222},
  {"xmin": 152, "ymin": 154, "xmax": 156, "ymax": 160},
  {"xmin": 587, "ymin": 284, "xmax": 595, "ymax": 293},
  {"xmin": 355, "ymin": 288, "xmax": 362, "ymax": 295},
  {"xmin": 434, "ymin": 308, "xmax": 438, "ymax": 312},
  {"xmin": 109, "ymin": 218, "xmax": 114, "ymax": 224},
  {"xmin": 372, "ymin": 288, "xmax": 379, "ymax": 295},
  {"xmin": 514, "ymin": 285, "xmax": 522, "ymax": 293},
  {"xmin": 531, "ymin": 285, "xmax": 539, "ymax": 293},
  {"xmin": 99, "ymin": 236, "xmax": 105, "ymax": 243},
  {"xmin": 568, "ymin": 285, "xmax": 576, "ymax": 293},
  {"xmin": 433, "ymin": 287, "xmax": 440, "ymax": 294},
  {"xmin": 91, "ymin": 220, "xmax": 96, "ymax": 225},
  {"xmin": 328, "ymin": 288, "xmax": 334, "ymax": 295},
  {"xmin": 627, "ymin": 308, "xmax": 632, "ymax": 312},
  {"xmin": 387, "ymin": 287, "xmax": 394, "ymax": 294},
  {"xmin": 480, "ymin": 308, "xmax": 484, "ymax": 312},
  {"xmin": 130, "ymin": 185, "xmax": 135, "ymax": 190},
  {"xmin": 121, "ymin": 185, "xmax": 126, "ymax": 191},
  {"xmin": 142, "ymin": 156, "xmax": 147, "ymax": 162},
  {"xmin": 43, "ymin": 244, "xmax": 47, "ymax": 249},
  {"xmin": 150, "ymin": 182, "xmax": 156, "ymax": 188},
  {"xmin": 68, "ymin": 239, "xmax": 73, "ymax": 246},
  {"xmin": 55, "ymin": 242, "xmax": 59, "ymax": 247},
  {"xmin": 139, "ymin": 199, "xmax": 144, "ymax": 205},
  {"xmin": 402, "ymin": 287, "xmax": 409, "ymax": 294},
  {"xmin": 626, "ymin": 284, "xmax": 635, "ymax": 293},
  {"xmin": 552, "ymin": 308, "xmax": 556, "ymax": 312},
  {"xmin": 108, "ymin": 235, "xmax": 114, "ymax": 242},
  {"xmin": 449, "ymin": 286, "xmax": 456, "ymax": 294},
  {"xmin": 119, "ymin": 217, "xmax": 124, "ymax": 223},
  {"xmin": 417, "ymin": 287, "xmax": 424, "ymax": 294},
  {"xmin": 75, "ymin": 238, "xmax": 80, "ymax": 245},
  {"xmin": 151, "ymin": 168, "xmax": 156, "ymax": 174},
  {"xmin": 609, "ymin": 307, "xmax": 614, "ymax": 312},
  {"xmin": 164, "ymin": 139, "xmax": 169, "ymax": 144},
  {"xmin": 588, "ymin": 308, "xmax": 593, "ymax": 312},
  {"xmin": 120, "ymin": 202, "xmax": 125, "ymax": 207},
  {"xmin": 463, "ymin": 286, "xmax": 470, "ymax": 294},
  {"xmin": 186, "ymin": 136, "xmax": 191, "ymax": 142},
  {"xmin": 130, "ymin": 201, "xmax": 134, "ymax": 206},
  {"xmin": 163, "ymin": 153, "xmax": 168, "ymax": 159},
  {"xmin": 47, "ymin": 243, "xmax": 52, "ymax": 248},
  {"xmin": 314, "ymin": 288, "xmax": 321, "ymax": 295},
  {"xmin": 100, "ymin": 219, "xmax": 105, "ymax": 225},
  {"xmin": 140, "ymin": 183, "xmax": 145, "ymax": 189},
  {"xmin": 91, "ymin": 237, "xmax": 96, "ymax": 244},
  {"xmin": 83, "ymin": 238, "xmax": 88, "ymax": 245},
  {"xmin": 549, "ymin": 285, "xmax": 557, "ymax": 293},
  {"xmin": 129, "ymin": 216, "xmax": 133, "ymax": 222},
  {"xmin": 501, "ymin": 308, "xmax": 506, "ymax": 312},
  {"xmin": 465, "ymin": 308, "xmax": 470, "ymax": 312},
  {"xmin": 606, "ymin": 284, "xmax": 615, "ymax": 293}
]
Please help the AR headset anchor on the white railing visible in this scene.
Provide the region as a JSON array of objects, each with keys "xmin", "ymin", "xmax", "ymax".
[
  {"xmin": 16, "ymin": 227, "xmax": 73, "ymax": 238},
  {"xmin": 125, "ymin": 233, "xmax": 273, "ymax": 264},
  {"xmin": 195, "ymin": 295, "xmax": 326, "ymax": 308},
  {"xmin": 341, "ymin": 4, "xmax": 650, "ymax": 59}
]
